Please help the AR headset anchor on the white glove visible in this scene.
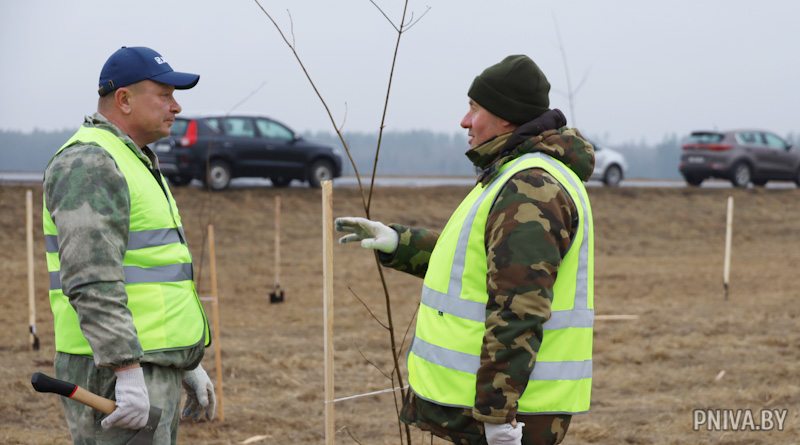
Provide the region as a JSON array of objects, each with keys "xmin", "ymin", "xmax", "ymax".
[
  {"xmin": 485, "ymin": 422, "xmax": 525, "ymax": 445},
  {"xmin": 181, "ymin": 364, "xmax": 216, "ymax": 421},
  {"xmin": 101, "ymin": 366, "xmax": 150, "ymax": 430},
  {"xmin": 334, "ymin": 217, "xmax": 399, "ymax": 254}
]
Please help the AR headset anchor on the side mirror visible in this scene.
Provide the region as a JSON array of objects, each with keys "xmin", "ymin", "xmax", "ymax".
[{"xmin": 786, "ymin": 144, "xmax": 793, "ymax": 151}]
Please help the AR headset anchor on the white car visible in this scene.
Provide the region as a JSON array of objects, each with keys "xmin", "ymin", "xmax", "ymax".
[{"xmin": 590, "ymin": 141, "xmax": 627, "ymax": 186}]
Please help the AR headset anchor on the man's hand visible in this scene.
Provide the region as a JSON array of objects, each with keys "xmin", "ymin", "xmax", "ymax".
[
  {"xmin": 485, "ymin": 421, "xmax": 525, "ymax": 445},
  {"xmin": 181, "ymin": 364, "xmax": 216, "ymax": 422},
  {"xmin": 334, "ymin": 217, "xmax": 399, "ymax": 254},
  {"xmin": 101, "ymin": 365, "xmax": 150, "ymax": 430}
]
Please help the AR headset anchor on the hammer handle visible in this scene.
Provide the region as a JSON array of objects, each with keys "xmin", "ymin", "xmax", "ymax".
[{"xmin": 31, "ymin": 372, "xmax": 116, "ymax": 414}]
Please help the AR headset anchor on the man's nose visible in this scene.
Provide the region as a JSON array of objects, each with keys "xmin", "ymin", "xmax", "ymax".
[
  {"xmin": 171, "ymin": 99, "xmax": 182, "ymax": 114},
  {"xmin": 460, "ymin": 114, "xmax": 471, "ymax": 129}
]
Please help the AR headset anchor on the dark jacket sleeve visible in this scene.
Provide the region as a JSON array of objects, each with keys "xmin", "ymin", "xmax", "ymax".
[
  {"xmin": 44, "ymin": 144, "xmax": 143, "ymax": 368},
  {"xmin": 472, "ymin": 168, "xmax": 577, "ymax": 423}
]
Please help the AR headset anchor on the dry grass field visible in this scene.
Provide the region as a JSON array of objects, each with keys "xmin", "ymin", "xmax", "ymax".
[{"xmin": 1, "ymin": 183, "xmax": 798, "ymax": 444}]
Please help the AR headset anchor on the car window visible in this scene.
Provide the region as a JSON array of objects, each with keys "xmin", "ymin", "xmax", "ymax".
[
  {"xmin": 204, "ymin": 118, "xmax": 222, "ymax": 134},
  {"xmin": 223, "ymin": 117, "xmax": 256, "ymax": 138},
  {"xmin": 735, "ymin": 132, "xmax": 760, "ymax": 145},
  {"xmin": 687, "ymin": 133, "xmax": 724, "ymax": 144},
  {"xmin": 763, "ymin": 132, "xmax": 787, "ymax": 150},
  {"xmin": 256, "ymin": 119, "xmax": 294, "ymax": 142},
  {"xmin": 170, "ymin": 119, "xmax": 189, "ymax": 137}
]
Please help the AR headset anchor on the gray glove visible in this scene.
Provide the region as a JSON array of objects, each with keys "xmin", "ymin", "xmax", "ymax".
[
  {"xmin": 334, "ymin": 217, "xmax": 399, "ymax": 254},
  {"xmin": 485, "ymin": 422, "xmax": 525, "ymax": 445},
  {"xmin": 181, "ymin": 364, "xmax": 216, "ymax": 421},
  {"xmin": 101, "ymin": 366, "xmax": 150, "ymax": 430}
]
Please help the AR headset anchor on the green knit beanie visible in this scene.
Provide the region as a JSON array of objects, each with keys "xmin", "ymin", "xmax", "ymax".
[{"xmin": 467, "ymin": 55, "xmax": 551, "ymax": 125}]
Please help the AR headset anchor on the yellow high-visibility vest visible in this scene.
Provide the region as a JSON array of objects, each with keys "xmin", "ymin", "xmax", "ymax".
[
  {"xmin": 43, "ymin": 126, "xmax": 210, "ymax": 355},
  {"xmin": 407, "ymin": 152, "xmax": 594, "ymax": 414}
]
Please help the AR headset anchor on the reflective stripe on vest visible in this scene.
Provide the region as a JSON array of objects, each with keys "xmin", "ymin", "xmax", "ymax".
[
  {"xmin": 407, "ymin": 152, "xmax": 594, "ymax": 414},
  {"xmin": 43, "ymin": 126, "xmax": 210, "ymax": 356}
]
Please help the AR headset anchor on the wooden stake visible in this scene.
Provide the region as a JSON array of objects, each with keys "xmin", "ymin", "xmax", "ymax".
[
  {"xmin": 26, "ymin": 190, "xmax": 39, "ymax": 350},
  {"xmin": 321, "ymin": 181, "xmax": 335, "ymax": 445},
  {"xmin": 207, "ymin": 224, "xmax": 225, "ymax": 421},
  {"xmin": 274, "ymin": 195, "xmax": 281, "ymax": 288},
  {"xmin": 723, "ymin": 196, "xmax": 734, "ymax": 300}
]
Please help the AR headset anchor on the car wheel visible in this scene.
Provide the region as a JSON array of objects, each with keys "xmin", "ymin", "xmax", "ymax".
[
  {"xmin": 271, "ymin": 176, "xmax": 292, "ymax": 188},
  {"xmin": 730, "ymin": 162, "xmax": 751, "ymax": 188},
  {"xmin": 683, "ymin": 174, "xmax": 704, "ymax": 187},
  {"xmin": 795, "ymin": 168, "xmax": 800, "ymax": 187},
  {"xmin": 602, "ymin": 165, "xmax": 623, "ymax": 187},
  {"xmin": 308, "ymin": 159, "xmax": 334, "ymax": 188},
  {"xmin": 206, "ymin": 160, "xmax": 231, "ymax": 191},
  {"xmin": 167, "ymin": 175, "xmax": 191, "ymax": 187}
]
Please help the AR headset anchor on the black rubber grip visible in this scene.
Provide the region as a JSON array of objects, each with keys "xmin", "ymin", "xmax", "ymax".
[{"xmin": 31, "ymin": 372, "xmax": 77, "ymax": 397}]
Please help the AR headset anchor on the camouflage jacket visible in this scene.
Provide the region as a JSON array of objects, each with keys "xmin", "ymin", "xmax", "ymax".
[
  {"xmin": 43, "ymin": 113, "xmax": 204, "ymax": 370},
  {"xmin": 382, "ymin": 111, "xmax": 594, "ymax": 438}
]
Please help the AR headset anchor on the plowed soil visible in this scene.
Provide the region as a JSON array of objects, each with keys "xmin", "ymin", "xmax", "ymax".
[{"xmin": 1, "ymin": 183, "xmax": 798, "ymax": 444}]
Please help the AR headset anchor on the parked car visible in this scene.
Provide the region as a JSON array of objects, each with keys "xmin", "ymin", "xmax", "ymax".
[
  {"xmin": 155, "ymin": 114, "xmax": 343, "ymax": 190},
  {"xmin": 589, "ymin": 140, "xmax": 627, "ymax": 186},
  {"xmin": 679, "ymin": 130, "xmax": 800, "ymax": 188}
]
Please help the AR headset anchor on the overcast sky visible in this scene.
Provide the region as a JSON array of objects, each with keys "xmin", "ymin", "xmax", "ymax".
[{"xmin": 1, "ymin": 1, "xmax": 798, "ymax": 145}]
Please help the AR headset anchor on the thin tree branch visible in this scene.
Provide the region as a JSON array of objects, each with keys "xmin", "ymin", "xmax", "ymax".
[
  {"xmin": 398, "ymin": 304, "xmax": 419, "ymax": 359},
  {"xmin": 552, "ymin": 13, "xmax": 575, "ymax": 126},
  {"xmin": 226, "ymin": 80, "xmax": 268, "ymax": 115},
  {"xmin": 348, "ymin": 286, "xmax": 389, "ymax": 330},
  {"xmin": 573, "ymin": 67, "xmax": 592, "ymax": 96},
  {"xmin": 338, "ymin": 102, "xmax": 349, "ymax": 134},
  {"xmin": 368, "ymin": 0, "xmax": 400, "ymax": 32},
  {"xmin": 339, "ymin": 426, "xmax": 365, "ymax": 445},
  {"xmin": 253, "ymin": 0, "xmax": 369, "ymax": 211},
  {"xmin": 356, "ymin": 344, "xmax": 393, "ymax": 382},
  {"xmin": 403, "ymin": 6, "xmax": 431, "ymax": 31},
  {"xmin": 367, "ymin": 0, "xmax": 412, "ymax": 214},
  {"xmin": 373, "ymin": 253, "xmax": 412, "ymax": 444},
  {"xmin": 286, "ymin": 9, "xmax": 296, "ymax": 48}
]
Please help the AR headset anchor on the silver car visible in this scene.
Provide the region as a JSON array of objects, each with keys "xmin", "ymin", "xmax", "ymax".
[{"xmin": 590, "ymin": 141, "xmax": 627, "ymax": 186}]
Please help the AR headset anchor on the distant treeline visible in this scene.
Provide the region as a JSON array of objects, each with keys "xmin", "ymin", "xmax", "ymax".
[{"xmin": 2, "ymin": 128, "xmax": 799, "ymax": 180}]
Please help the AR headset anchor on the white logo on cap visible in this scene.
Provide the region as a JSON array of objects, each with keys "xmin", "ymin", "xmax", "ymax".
[{"xmin": 154, "ymin": 56, "xmax": 167, "ymax": 65}]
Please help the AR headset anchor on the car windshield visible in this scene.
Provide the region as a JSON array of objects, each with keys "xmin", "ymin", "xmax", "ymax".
[
  {"xmin": 687, "ymin": 133, "xmax": 724, "ymax": 144},
  {"xmin": 170, "ymin": 119, "xmax": 189, "ymax": 137}
]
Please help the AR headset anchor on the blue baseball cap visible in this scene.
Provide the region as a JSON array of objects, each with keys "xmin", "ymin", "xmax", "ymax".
[{"xmin": 98, "ymin": 46, "xmax": 200, "ymax": 96}]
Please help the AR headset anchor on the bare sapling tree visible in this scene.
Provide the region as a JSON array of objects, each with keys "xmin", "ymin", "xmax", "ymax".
[
  {"xmin": 552, "ymin": 13, "xmax": 590, "ymax": 127},
  {"xmin": 252, "ymin": 1, "xmax": 429, "ymax": 443}
]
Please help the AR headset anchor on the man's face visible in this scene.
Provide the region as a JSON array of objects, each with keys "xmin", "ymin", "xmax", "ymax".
[
  {"xmin": 460, "ymin": 99, "xmax": 513, "ymax": 148},
  {"xmin": 123, "ymin": 80, "xmax": 182, "ymax": 146}
]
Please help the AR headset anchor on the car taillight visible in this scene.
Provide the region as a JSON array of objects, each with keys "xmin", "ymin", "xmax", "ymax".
[
  {"xmin": 682, "ymin": 143, "xmax": 731, "ymax": 151},
  {"xmin": 180, "ymin": 120, "xmax": 198, "ymax": 147}
]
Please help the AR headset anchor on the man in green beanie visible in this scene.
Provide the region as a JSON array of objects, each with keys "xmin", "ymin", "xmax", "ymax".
[{"xmin": 336, "ymin": 55, "xmax": 596, "ymax": 445}]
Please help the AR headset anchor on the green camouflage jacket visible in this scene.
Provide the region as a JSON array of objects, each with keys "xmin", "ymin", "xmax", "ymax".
[
  {"xmin": 382, "ymin": 119, "xmax": 594, "ymax": 441},
  {"xmin": 43, "ymin": 113, "xmax": 204, "ymax": 370}
]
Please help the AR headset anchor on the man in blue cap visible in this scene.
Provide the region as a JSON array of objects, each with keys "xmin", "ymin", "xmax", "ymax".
[{"xmin": 43, "ymin": 47, "xmax": 215, "ymax": 444}]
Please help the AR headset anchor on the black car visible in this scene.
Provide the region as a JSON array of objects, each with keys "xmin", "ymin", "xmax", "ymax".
[{"xmin": 155, "ymin": 115, "xmax": 343, "ymax": 190}]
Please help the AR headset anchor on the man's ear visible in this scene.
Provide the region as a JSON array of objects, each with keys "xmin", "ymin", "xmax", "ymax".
[{"xmin": 114, "ymin": 87, "xmax": 133, "ymax": 115}]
